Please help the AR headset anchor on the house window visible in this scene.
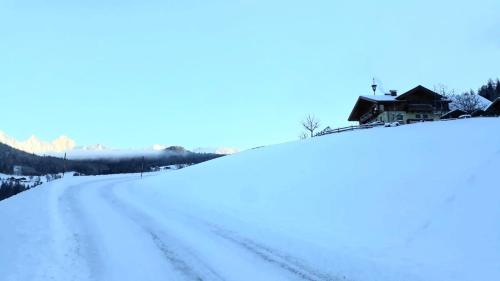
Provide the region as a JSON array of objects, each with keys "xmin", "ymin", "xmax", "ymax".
[
  {"xmin": 416, "ymin": 114, "xmax": 421, "ymax": 118},
  {"xmin": 396, "ymin": 114, "xmax": 403, "ymax": 121},
  {"xmin": 423, "ymin": 114, "xmax": 428, "ymax": 119}
]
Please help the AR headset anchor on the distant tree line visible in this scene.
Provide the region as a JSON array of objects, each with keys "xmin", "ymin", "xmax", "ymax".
[
  {"xmin": 0, "ymin": 181, "xmax": 29, "ymax": 201},
  {"xmin": 0, "ymin": 142, "xmax": 224, "ymax": 176},
  {"xmin": 80, "ymin": 153, "xmax": 224, "ymax": 175},
  {"xmin": 478, "ymin": 79, "xmax": 500, "ymax": 102}
]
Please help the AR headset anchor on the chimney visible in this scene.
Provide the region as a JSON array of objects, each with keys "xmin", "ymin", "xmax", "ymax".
[{"xmin": 389, "ymin": 90, "xmax": 397, "ymax": 96}]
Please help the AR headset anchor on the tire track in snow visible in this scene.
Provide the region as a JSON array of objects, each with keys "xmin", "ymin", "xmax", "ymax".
[
  {"xmin": 148, "ymin": 231, "xmax": 212, "ymax": 281},
  {"xmin": 55, "ymin": 177, "xmax": 133, "ymax": 281},
  {"xmin": 51, "ymin": 178, "xmax": 113, "ymax": 281},
  {"xmin": 208, "ymin": 225, "xmax": 343, "ymax": 281},
  {"xmin": 102, "ymin": 179, "xmax": 344, "ymax": 281},
  {"xmin": 99, "ymin": 180, "xmax": 226, "ymax": 281}
]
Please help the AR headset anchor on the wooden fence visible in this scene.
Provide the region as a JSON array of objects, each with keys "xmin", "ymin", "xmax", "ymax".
[
  {"xmin": 314, "ymin": 122, "xmax": 385, "ymax": 137},
  {"xmin": 315, "ymin": 115, "xmax": 499, "ymax": 137}
]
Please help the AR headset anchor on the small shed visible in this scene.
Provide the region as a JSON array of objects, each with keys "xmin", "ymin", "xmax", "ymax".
[
  {"xmin": 485, "ymin": 98, "xmax": 500, "ymax": 116},
  {"xmin": 440, "ymin": 109, "xmax": 466, "ymax": 119},
  {"xmin": 13, "ymin": 165, "xmax": 23, "ymax": 176},
  {"xmin": 12, "ymin": 165, "xmax": 38, "ymax": 176},
  {"xmin": 471, "ymin": 109, "xmax": 486, "ymax": 117}
]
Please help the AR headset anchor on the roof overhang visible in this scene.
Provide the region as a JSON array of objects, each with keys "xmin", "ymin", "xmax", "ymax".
[{"xmin": 347, "ymin": 96, "xmax": 400, "ymax": 121}]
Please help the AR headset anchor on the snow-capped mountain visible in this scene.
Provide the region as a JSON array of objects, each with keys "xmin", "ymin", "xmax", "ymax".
[
  {"xmin": 0, "ymin": 131, "xmax": 76, "ymax": 153},
  {"xmin": 0, "ymin": 130, "xmax": 238, "ymax": 157}
]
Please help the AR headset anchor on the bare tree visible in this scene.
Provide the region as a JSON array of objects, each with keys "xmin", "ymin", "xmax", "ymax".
[
  {"xmin": 302, "ymin": 114, "xmax": 320, "ymax": 138},
  {"xmin": 435, "ymin": 84, "xmax": 485, "ymax": 113},
  {"xmin": 452, "ymin": 90, "xmax": 486, "ymax": 113},
  {"xmin": 434, "ymin": 84, "xmax": 455, "ymax": 99}
]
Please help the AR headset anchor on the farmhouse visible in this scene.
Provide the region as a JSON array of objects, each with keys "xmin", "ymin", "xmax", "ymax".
[{"xmin": 348, "ymin": 85, "xmax": 451, "ymax": 125}]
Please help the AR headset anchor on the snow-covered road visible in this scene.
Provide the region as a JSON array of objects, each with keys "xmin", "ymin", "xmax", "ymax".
[{"xmin": 38, "ymin": 175, "xmax": 339, "ymax": 281}]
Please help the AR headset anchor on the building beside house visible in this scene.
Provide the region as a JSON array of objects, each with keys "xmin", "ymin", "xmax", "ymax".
[
  {"xmin": 13, "ymin": 165, "xmax": 23, "ymax": 176},
  {"xmin": 440, "ymin": 109, "xmax": 467, "ymax": 119},
  {"xmin": 485, "ymin": 97, "xmax": 500, "ymax": 116},
  {"xmin": 348, "ymin": 85, "xmax": 451, "ymax": 125},
  {"xmin": 12, "ymin": 165, "xmax": 38, "ymax": 176},
  {"xmin": 471, "ymin": 109, "xmax": 486, "ymax": 117}
]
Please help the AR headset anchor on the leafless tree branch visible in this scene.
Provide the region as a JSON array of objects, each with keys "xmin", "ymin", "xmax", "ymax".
[{"xmin": 302, "ymin": 114, "xmax": 320, "ymax": 138}]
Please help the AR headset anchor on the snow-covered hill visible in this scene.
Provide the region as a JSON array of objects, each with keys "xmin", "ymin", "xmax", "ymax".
[{"xmin": 1, "ymin": 118, "xmax": 499, "ymax": 281}]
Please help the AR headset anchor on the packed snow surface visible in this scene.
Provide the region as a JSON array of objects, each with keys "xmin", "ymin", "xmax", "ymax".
[{"xmin": 1, "ymin": 118, "xmax": 499, "ymax": 281}]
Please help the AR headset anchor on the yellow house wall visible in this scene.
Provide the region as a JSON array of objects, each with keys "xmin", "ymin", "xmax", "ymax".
[{"xmin": 374, "ymin": 111, "xmax": 444, "ymax": 123}]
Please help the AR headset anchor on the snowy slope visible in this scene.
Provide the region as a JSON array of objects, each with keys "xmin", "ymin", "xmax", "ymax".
[{"xmin": 1, "ymin": 118, "xmax": 499, "ymax": 281}]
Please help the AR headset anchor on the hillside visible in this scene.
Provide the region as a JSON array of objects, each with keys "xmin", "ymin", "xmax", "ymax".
[
  {"xmin": 1, "ymin": 118, "xmax": 499, "ymax": 281},
  {"xmin": 0, "ymin": 142, "xmax": 71, "ymax": 174},
  {"xmin": 0, "ymin": 142, "xmax": 222, "ymax": 176}
]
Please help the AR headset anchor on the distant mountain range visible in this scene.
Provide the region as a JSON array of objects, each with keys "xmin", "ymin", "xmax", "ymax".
[
  {"xmin": 0, "ymin": 131, "xmax": 76, "ymax": 153},
  {"xmin": 0, "ymin": 130, "xmax": 239, "ymax": 156}
]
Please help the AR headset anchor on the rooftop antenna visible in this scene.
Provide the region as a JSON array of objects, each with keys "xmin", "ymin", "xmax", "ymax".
[{"xmin": 371, "ymin": 78, "xmax": 377, "ymax": 95}]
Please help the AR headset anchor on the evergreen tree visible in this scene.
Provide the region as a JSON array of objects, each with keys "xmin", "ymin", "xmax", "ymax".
[
  {"xmin": 487, "ymin": 79, "xmax": 495, "ymax": 96},
  {"xmin": 478, "ymin": 78, "xmax": 500, "ymax": 101},
  {"xmin": 496, "ymin": 79, "xmax": 500, "ymax": 100}
]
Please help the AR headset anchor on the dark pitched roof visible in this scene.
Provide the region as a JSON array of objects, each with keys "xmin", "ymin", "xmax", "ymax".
[
  {"xmin": 395, "ymin": 85, "xmax": 445, "ymax": 101},
  {"xmin": 440, "ymin": 109, "xmax": 466, "ymax": 119},
  {"xmin": 485, "ymin": 97, "xmax": 500, "ymax": 113},
  {"xmin": 348, "ymin": 97, "xmax": 373, "ymax": 121},
  {"xmin": 471, "ymin": 109, "xmax": 485, "ymax": 117},
  {"xmin": 347, "ymin": 96, "xmax": 403, "ymax": 121}
]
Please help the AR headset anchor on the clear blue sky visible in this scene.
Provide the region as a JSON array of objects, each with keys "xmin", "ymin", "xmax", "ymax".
[{"xmin": 1, "ymin": 0, "xmax": 499, "ymax": 149}]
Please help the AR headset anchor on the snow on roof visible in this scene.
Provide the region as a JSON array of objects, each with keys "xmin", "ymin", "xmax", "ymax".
[
  {"xmin": 360, "ymin": 95, "xmax": 397, "ymax": 102},
  {"xmin": 478, "ymin": 95, "xmax": 493, "ymax": 108}
]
